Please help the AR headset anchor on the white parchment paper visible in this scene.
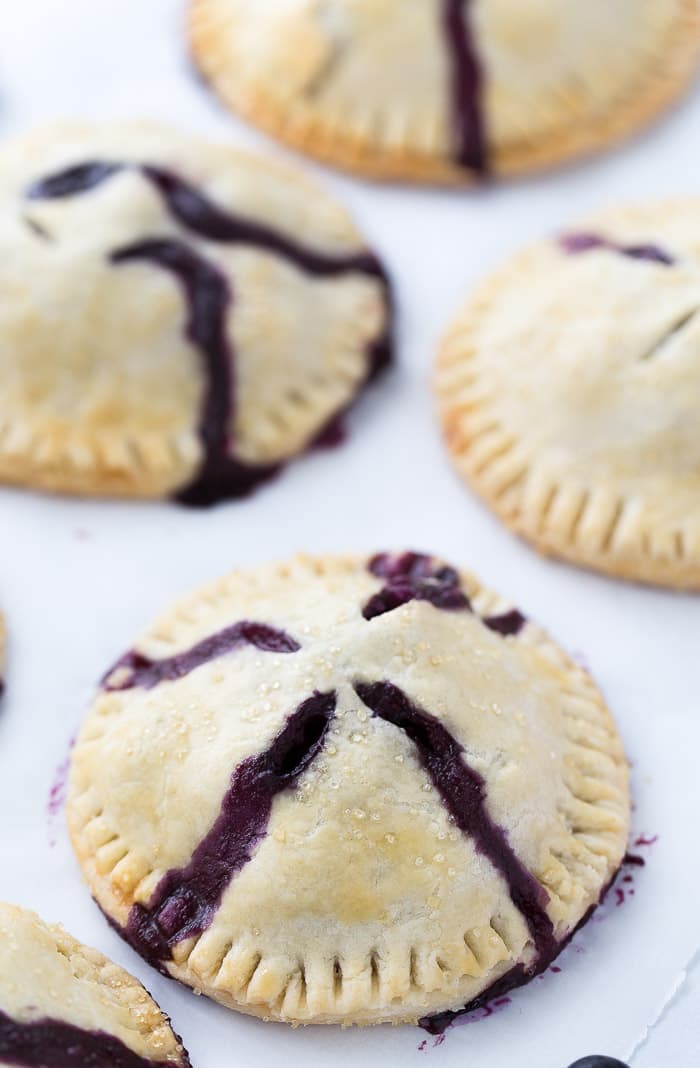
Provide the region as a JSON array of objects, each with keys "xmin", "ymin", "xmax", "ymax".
[{"xmin": 0, "ymin": 3, "xmax": 699, "ymax": 1065}]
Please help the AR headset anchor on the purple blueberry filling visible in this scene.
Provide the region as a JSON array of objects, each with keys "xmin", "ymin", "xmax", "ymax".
[
  {"xmin": 124, "ymin": 692, "xmax": 336, "ymax": 964},
  {"xmin": 442, "ymin": 0, "xmax": 487, "ymax": 173},
  {"xmin": 422, "ymin": 867, "xmax": 620, "ymax": 1035},
  {"xmin": 482, "ymin": 609, "xmax": 526, "ymax": 637},
  {"xmin": 27, "ymin": 163, "xmax": 388, "ymax": 281},
  {"xmin": 0, "ymin": 1009, "xmax": 190, "ymax": 1068},
  {"xmin": 354, "ymin": 681, "xmax": 556, "ymax": 963},
  {"xmin": 364, "ymin": 552, "xmax": 527, "ymax": 636},
  {"xmin": 363, "ymin": 552, "xmax": 470, "ymax": 620},
  {"xmin": 110, "ymin": 237, "xmax": 281, "ymax": 506},
  {"xmin": 102, "ymin": 620, "xmax": 300, "ymax": 692},
  {"xmin": 559, "ymin": 232, "xmax": 675, "ymax": 266},
  {"xmin": 27, "ymin": 161, "xmax": 393, "ymax": 506}
]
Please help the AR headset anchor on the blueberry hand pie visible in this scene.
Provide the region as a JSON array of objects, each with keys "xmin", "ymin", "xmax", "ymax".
[
  {"xmin": 0, "ymin": 902, "xmax": 191, "ymax": 1066},
  {"xmin": 0, "ymin": 123, "xmax": 391, "ymax": 504},
  {"xmin": 437, "ymin": 200, "xmax": 700, "ymax": 589},
  {"xmin": 67, "ymin": 552, "xmax": 629, "ymax": 1027},
  {"xmin": 190, "ymin": 0, "xmax": 699, "ymax": 184}
]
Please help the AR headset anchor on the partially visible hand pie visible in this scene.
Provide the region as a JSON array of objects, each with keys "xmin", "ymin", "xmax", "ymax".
[
  {"xmin": 0, "ymin": 122, "xmax": 391, "ymax": 504},
  {"xmin": 67, "ymin": 552, "xmax": 629, "ymax": 1028},
  {"xmin": 189, "ymin": 0, "xmax": 700, "ymax": 183},
  {"xmin": 0, "ymin": 902, "xmax": 191, "ymax": 1066},
  {"xmin": 437, "ymin": 200, "xmax": 700, "ymax": 589}
]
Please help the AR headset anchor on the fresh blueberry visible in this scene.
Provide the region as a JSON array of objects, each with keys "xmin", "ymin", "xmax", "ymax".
[{"xmin": 568, "ymin": 1057, "xmax": 629, "ymax": 1068}]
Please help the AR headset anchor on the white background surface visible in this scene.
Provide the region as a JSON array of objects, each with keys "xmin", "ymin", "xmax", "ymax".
[{"xmin": 0, "ymin": 3, "xmax": 698, "ymax": 1066}]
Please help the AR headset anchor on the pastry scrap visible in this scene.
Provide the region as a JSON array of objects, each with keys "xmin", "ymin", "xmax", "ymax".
[
  {"xmin": 0, "ymin": 902, "xmax": 191, "ymax": 1066},
  {"xmin": 437, "ymin": 199, "xmax": 700, "ymax": 589},
  {"xmin": 189, "ymin": 0, "xmax": 700, "ymax": 184},
  {"xmin": 67, "ymin": 552, "xmax": 629, "ymax": 1027},
  {"xmin": 0, "ymin": 122, "xmax": 391, "ymax": 504}
]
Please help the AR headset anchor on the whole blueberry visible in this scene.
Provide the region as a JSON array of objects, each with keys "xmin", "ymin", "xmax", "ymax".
[{"xmin": 568, "ymin": 1058, "xmax": 629, "ymax": 1068}]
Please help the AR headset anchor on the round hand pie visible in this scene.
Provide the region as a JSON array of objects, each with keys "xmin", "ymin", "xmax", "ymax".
[
  {"xmin": 67, "ymin": 552, "xmax": 629, "ymax": 1028},
  {"xmin": 437, "ymin": 199, "xmax": 700, "ymax": 589},
  {"xmin": 189, "ymin": 0, "xmax": 700, "ymax": 184},
  {"xmin": 0, "ymin": 902, "xmax": 191, "ymax": 1066},
  {"xmin": 0, "ymin": 122, "xmax": 391, "ymax": 504}
]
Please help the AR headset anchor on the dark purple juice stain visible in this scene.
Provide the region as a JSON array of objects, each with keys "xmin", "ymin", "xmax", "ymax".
[
  {"xmin": 27, "ymin": 161, "xmax": 393, "ymax": 506},
  {"xmin": 559, "ymin": 232, "xmax": 675, "ymax": 266},
  {"xmin": 423, "ymin": 964, "xmax": 529, "ymax": 1037},
  {"xmin": 0, "ymin": 1009, "xmax": 190, "ymax": 1068},
  {"xmin": 622, "ymin": 853, "xmax": 645, "ymax": 868},
  {"xmin": 441, "ymin": 0, "xmax": 488, "ymax": 173},
  {"xmin": 48, "ymin": 736, "xmax": 76, "ymax": 847},
  {"xmin": 634, "ymin": 833, "xmax": 658, "ymax": 848},
  {"xmin": 363, "ymin": 552, "xmax": 527, "ymax": 636},
  {"xmin": 354, "ymin": 680, "xmax": 556, "ymax": 995},
  {"xmin": 124, "ymin": 691, "xmax": 335, "ymax": 964},
  {"xmin": 481, "ymin": 995, "xmax": 511, "ymax": 1017},
  {"xmin": 102, "ymin": 620, "xmax": 299, "ymax": 692}
]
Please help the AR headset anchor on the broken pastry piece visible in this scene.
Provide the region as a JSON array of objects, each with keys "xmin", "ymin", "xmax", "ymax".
[{"xmin": 0, "ymin": 902, "xmax": 191, "ymax": 1065}]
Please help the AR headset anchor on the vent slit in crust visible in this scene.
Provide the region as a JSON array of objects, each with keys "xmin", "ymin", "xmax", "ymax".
[
  {"xmin": 441, "ymin": 0, "xmax": 487, "ymax": 173},
  {"xmin": 125, "ymin": 692, "xmax": 336, "ymax": 965},
  {"xmin": 103, "ymin": 620, "xmax": 300, "ymax": 691},
  {"xmin": 353, "ymin": 680, "xmax": 556, "ymax": 964},
  {"xmin": 28, "ymin": 162, "xmax": 390, "ymax": 281},
  {"xmin": 111, "ymin": 237, "xmax": 277, "ymax": 506},
  {"xmin": 559, "ymin": 232, "xmax": 675, "ymax": 266},
  {"xmin": 638, "ymin": 305, "xmax": 700, "ymax": 362}
]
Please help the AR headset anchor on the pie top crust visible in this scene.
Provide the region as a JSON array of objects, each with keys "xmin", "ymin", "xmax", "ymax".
[
  {"xmin": 0, "ymin": 902, "xmax": 190, "ymax": 1065},
  {"xmin": 67, "ymin": 553, "xmax": 629, "ymax": 1026},
  {"xmin": 437, "ymin": 199, "xmax": 700, "ymax": 589},
  {"xmin": 190, "ymin": 0, "xmax": 700, "ymax": 183},
  {"xmin": 0, "ymin": 122, "xmax": 390, "ymax": 503}
]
